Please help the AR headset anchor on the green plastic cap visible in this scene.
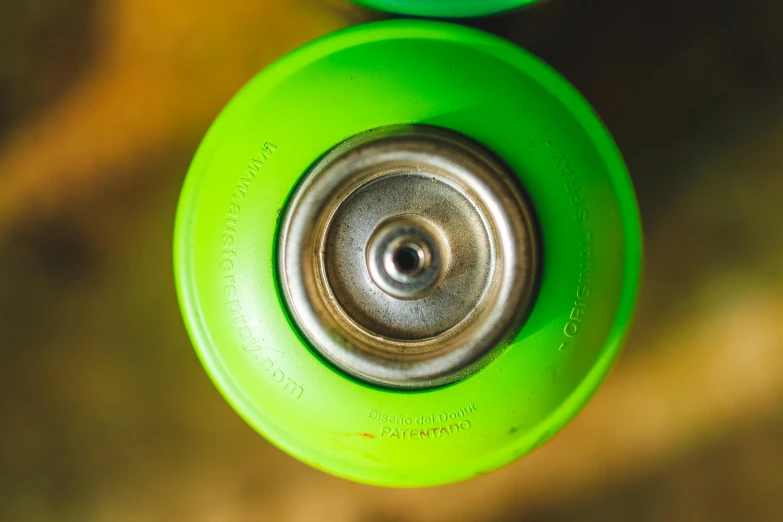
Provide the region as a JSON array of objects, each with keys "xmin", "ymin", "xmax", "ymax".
[{"xmin": 174, "ymin": 20, "xmax": 642, "ymax": 487}]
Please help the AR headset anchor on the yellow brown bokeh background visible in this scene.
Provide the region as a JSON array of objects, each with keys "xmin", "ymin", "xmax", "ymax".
[{"xmin": 1, "ymin": 0, "xmax": 782, "ymax": 520}]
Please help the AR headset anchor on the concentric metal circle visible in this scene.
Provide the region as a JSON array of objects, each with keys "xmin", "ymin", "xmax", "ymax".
[
  {"xmin": 366, "ymin": 215, "xmax": 447, "ymax": 301},
  {"xmin": 278, "ymin": 125, "xmax": 539, "ymax": 389}
]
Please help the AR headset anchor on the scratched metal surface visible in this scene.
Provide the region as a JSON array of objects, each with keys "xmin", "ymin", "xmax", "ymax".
[{"xmin": 1, "ymin": 0, "xmax": 782, "ymax": 520}]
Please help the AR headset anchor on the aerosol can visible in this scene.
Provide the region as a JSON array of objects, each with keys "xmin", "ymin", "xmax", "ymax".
[{"xmin": 174, "ymin": 7, "xmax": 642, "ymax": 487}]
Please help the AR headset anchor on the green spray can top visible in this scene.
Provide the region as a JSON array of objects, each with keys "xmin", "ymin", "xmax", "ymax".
[{"xmin": 174, "ymin": 20, "xmax": 642, "ymax": 487}]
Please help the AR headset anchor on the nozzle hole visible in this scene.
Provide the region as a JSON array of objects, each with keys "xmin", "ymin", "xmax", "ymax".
[{"xmin": 393, "ymin": 245, "xmax": 421, "ymax": 274}]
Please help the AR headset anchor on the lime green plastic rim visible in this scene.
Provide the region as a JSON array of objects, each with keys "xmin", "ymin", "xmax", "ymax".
[
  {"xmin": 352, "ymin": 0, "xmax": 540, "ymax": 17},
  {"xmin": 174, "ymin": 20, "xmax": 642, "ymax": 487}
]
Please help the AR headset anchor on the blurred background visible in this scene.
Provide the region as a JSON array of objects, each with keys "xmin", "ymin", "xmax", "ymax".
[{"xmin": 1, "ymin": 0, "xmax": 782, "ymax": 520}]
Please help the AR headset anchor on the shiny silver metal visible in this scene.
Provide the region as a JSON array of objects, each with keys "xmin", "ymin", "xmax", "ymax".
[
  {"xmin": 278, "ymin": 125, "xmax": 539, "ymax": 389},
  {"xmin": 366, "ymin": 215, "xmax": 447, "ymax": 301}
]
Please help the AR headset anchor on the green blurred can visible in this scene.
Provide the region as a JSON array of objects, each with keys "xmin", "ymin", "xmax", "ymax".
[
  {"xmin": 352, "ymin": 0, "xmax": 542, "ymax": 17},
  {"xmin": 174, "ymin": 20, "xmax": 642, "ymax": 487}
]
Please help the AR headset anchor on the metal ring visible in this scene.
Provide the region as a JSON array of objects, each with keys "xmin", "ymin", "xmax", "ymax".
[{"xmin": 278, "ymin": 125, "xmax": 540, "ymax": 389}]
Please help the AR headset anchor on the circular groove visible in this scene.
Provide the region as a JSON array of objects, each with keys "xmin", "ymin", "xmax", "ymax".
[{"xmin": 278, "ymin": 125, "xmax": 540, "ymax": 389}]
